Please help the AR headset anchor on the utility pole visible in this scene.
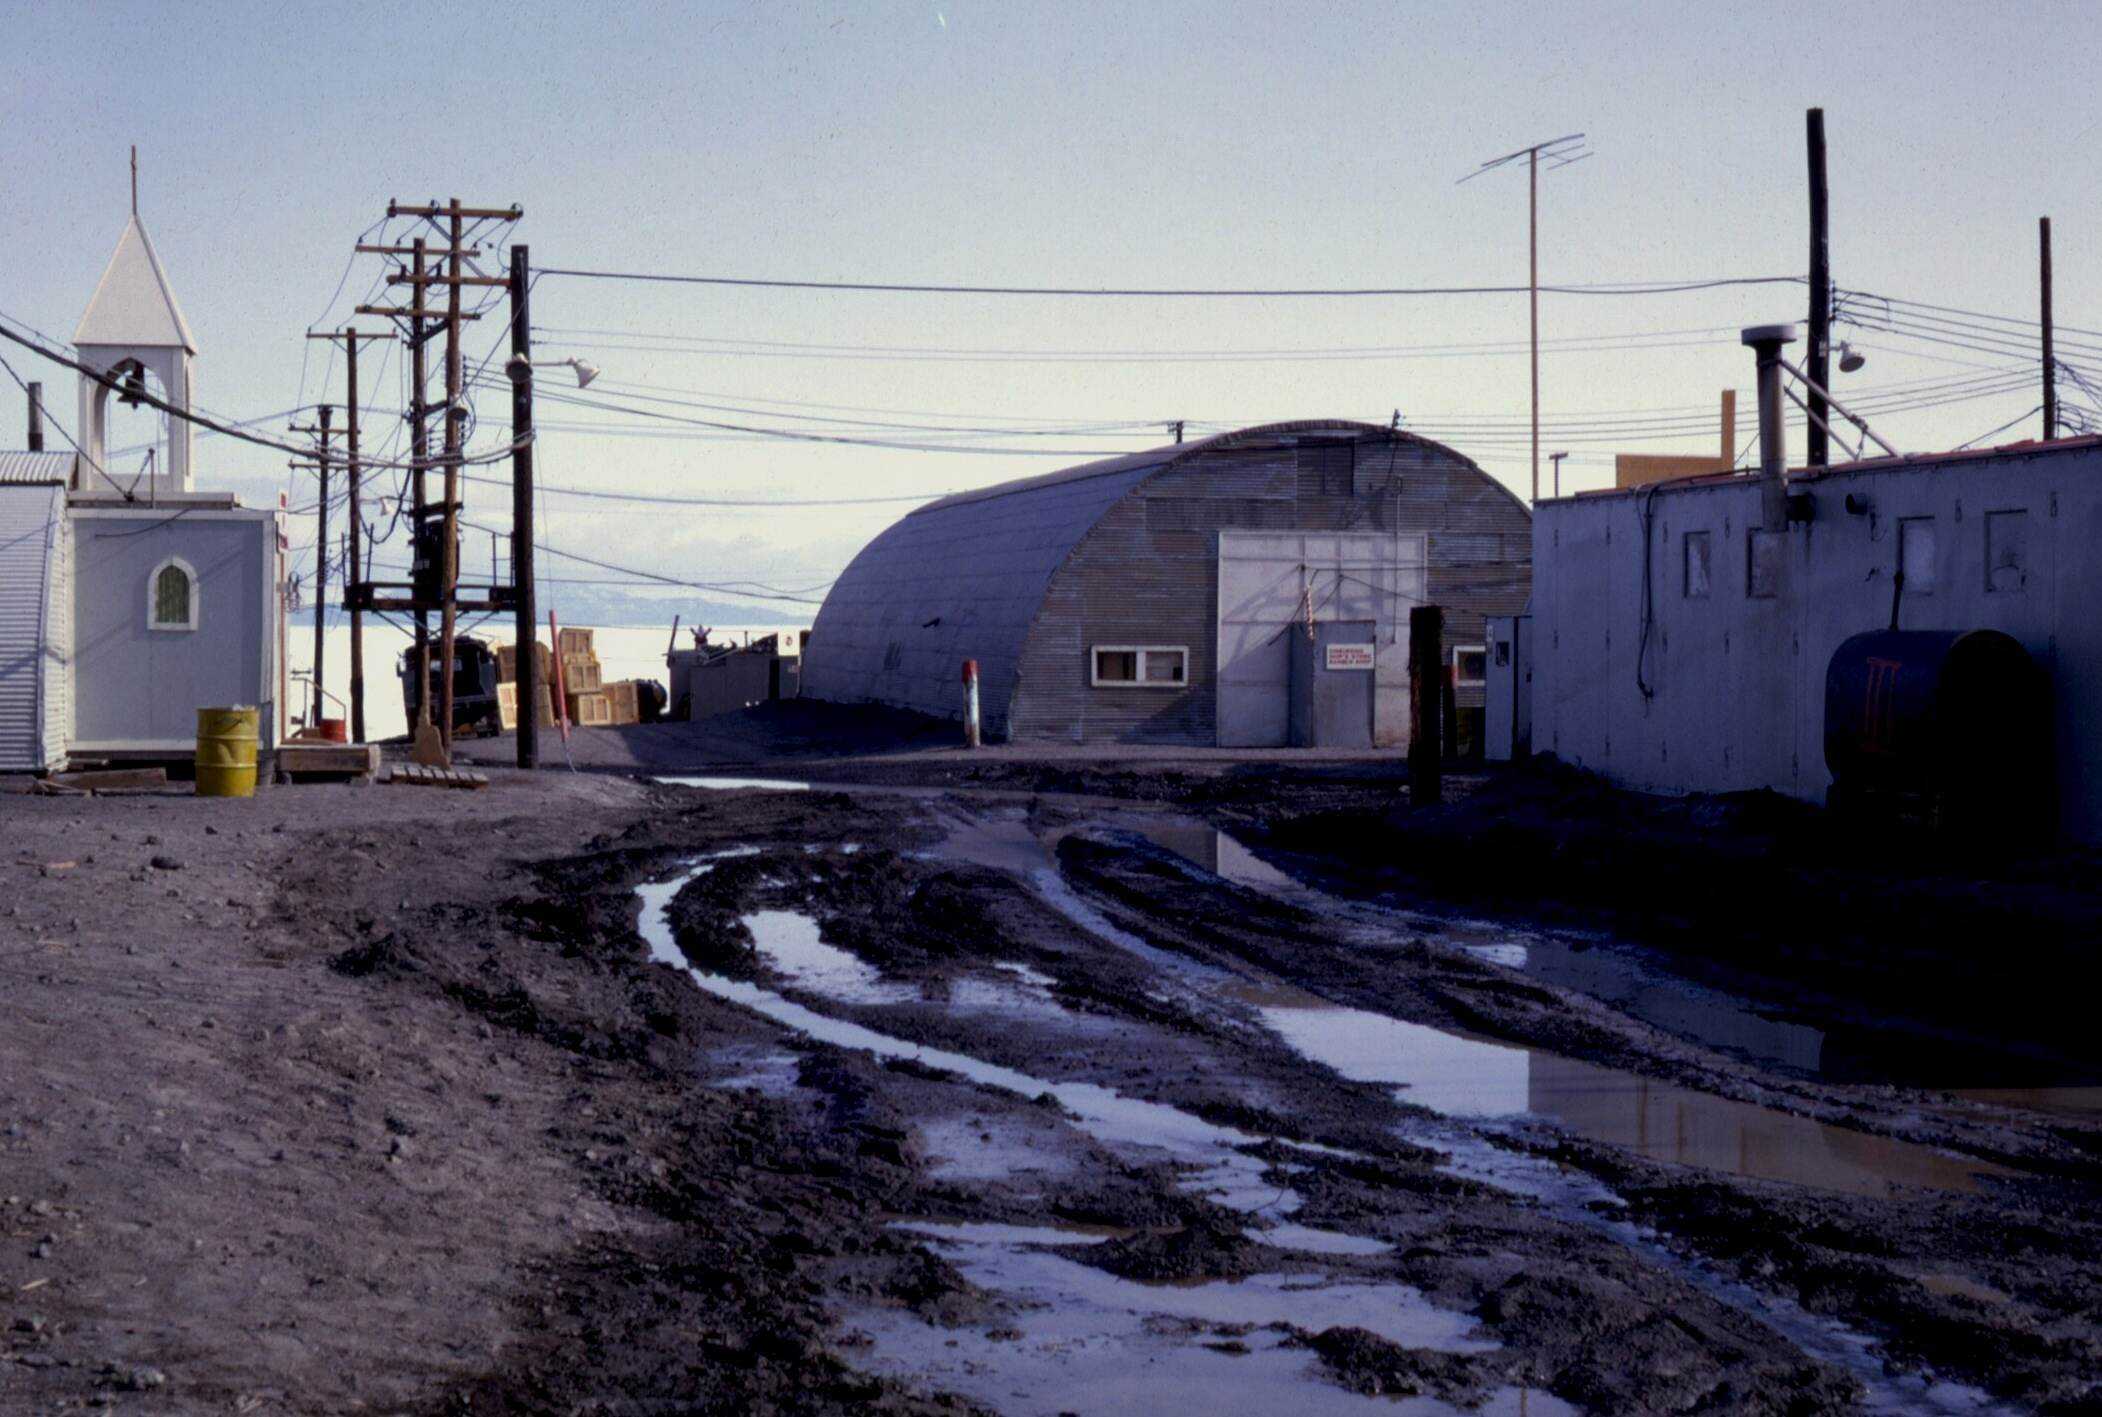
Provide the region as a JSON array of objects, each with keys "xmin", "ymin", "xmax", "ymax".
[
  {"xmin": 356, "ymin": 200, "xmax": 519, "ymax": 759},
  {"xmin": 288, "ymin": 404, "xmax": 342, "ymax": 726},
  {"xmin": 307, "ymin": 328, "xmax": 385, "ymax": 743},
  {"xmin": 2042, "ymin": 216, "xmax": 2057, "ymax": 440},
  {"xmin": 1806, "ymin": 107, "xmax": 1831, "ymax": 468},
  {"xmin": 1461, "ymin": 133, "xmax": 1589, "ymax": 505},
  {"xmin": 507, "ymin": 244, "xmax": 538, "ymax": 770}
]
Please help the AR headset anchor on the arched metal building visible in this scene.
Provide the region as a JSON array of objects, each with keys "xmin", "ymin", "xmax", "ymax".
[{"xmin": 802, "ymin": 420, "xmax": 1530, "ymax": 746}]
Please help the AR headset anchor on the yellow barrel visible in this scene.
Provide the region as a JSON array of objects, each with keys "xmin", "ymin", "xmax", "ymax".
[{"xmin": 195, "ymin": 706, "xmax": 259, "ymax": 798}]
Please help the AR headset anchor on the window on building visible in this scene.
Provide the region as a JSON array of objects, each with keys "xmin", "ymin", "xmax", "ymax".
[
  {"xmin": 148, "ymin": 558, "xmax": 197, "ymax": 631},
  {"xmin": 1746, "ymin": 529, "xmax": 1783, "ymax": 599},
  {"xmin": 1454, "ymin": 645, "xmax": 1488, "ymax": 685},
  {"xmin": 1899, "ymin": 517, "xmax": 1936, "ymax": 595},
  {"xmin": 1092, "ymin": 645, "xmax": 1187, "ymax": 687},
  {"xmin": 1986, "ymin": 510, "xmax": 2028, "ymax": 593},
  {"xmin": 1683, "ymin": 531, "xmax": 1712, "ymax": 598},
  {"xmin": 1296, "ymin": 438, "xmax": 1356, "ymax": 497}
]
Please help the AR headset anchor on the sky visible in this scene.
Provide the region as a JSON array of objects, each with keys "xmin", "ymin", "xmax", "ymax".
[{"xmin": 3, "ymin": 0, "xmax": 2099, "ymax": 626}]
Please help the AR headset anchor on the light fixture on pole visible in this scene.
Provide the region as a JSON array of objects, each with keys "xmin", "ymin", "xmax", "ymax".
[
  {"xmin": 1461, "ymin": 132, "xmax": 1591, "ymax": 507},
  {"xmin": 504, "ymin": 355, "xmax": 600, "ymax": 388},
  {"xmin": 1836, "ymin": 341, "xmax": 1865, "ymax": 373}
]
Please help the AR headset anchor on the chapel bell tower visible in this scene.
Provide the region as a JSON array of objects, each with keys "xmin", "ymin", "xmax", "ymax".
[{"xmin": 71, "ymin": 194, "xmax": 198, "ymax": 498}]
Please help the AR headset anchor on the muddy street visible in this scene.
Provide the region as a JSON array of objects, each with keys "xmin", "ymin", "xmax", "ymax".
[{"xmin": 4, "ymin": 762, "xmax": 2099, "ymax": 1415}]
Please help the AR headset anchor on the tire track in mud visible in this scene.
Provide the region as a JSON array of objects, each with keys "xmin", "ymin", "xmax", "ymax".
[{"xmin": 632, "ymin": 793, "xmax": 1893, "ymax": 1415}]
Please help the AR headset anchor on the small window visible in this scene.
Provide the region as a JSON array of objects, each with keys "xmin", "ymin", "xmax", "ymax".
[
  {"xmin": 1454, "ymin": 646, "xmax": 1488, "ymax": 685},
  {"xmin": 1899, "ymin": 517, "xmax": 1936, "ymax": 595},
  {"xmin": 1986, "ymin": 510, "xmax": 2028, "ymax": 593},
  {"xmin": 1092, "ymin": 645, "xmax": 1187, "ymax": 687},
  {"xmin": 1683, "ymin": 531, "xmax": 1712, "ymax": 598},
  {"xmin": 148, "ymin": 557, "xmax": 197, "ymax": 631},
  {"xmin": 1746, "ymin": 530, "xmax": 1783, "ymax": 599},
  {"xmin": 1296, "ymin": 438, "xmax": 1356, "ymax": 497}
]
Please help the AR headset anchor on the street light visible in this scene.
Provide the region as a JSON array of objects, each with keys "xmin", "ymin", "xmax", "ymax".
[{"xmin": 504, "ymin": 355, "xmax": 600, "ymax": 388}]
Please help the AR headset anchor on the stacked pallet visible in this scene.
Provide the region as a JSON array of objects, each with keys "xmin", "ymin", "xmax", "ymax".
[{"xmin": 557, "ymin": 627, "xmax": 610, "ymax": 725}]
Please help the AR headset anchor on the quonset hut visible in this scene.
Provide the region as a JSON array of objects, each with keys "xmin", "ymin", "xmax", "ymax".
[{"xmin": 801, "ymin": 420, "xmax": 1530, "ymax": 746}]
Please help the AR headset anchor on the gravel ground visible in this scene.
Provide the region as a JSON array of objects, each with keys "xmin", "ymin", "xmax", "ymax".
[{"xmin": 3, "ymin": 727, "xmax": 2097, "ymax": 1415}]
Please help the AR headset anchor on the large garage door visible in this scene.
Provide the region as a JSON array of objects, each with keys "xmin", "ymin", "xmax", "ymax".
[{"xmin": 1215, "ymin": 531, "xmax": 1426, "ymax": 748}]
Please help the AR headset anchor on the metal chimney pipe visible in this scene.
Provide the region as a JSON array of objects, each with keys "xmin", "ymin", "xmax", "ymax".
[
  {"xmin": 1742, "ymin": 324, "xmax": 1797, "ymax": 530},
  {"xmin": 26, "ymin": 382, "xmax": 43, "ymax": 452}
]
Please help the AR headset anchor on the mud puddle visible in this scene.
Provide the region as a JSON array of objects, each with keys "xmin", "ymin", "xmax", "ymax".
[
  {"xmin": 843, "ymin": 1221, "xmax": 1566, "ymax": 1417},
  {"xmin": 1238, "ymin": 980, "xmax": 2005, "ymax": 1197},
  {"xmin": 1141, "ymin": 820, "xmax": 1839, "ymax": 1076},
  {"xmin": 655, "ymin": 775, "xmax": 812, "ymax": 792},
  {"xmin": 638, "ymin": 861, "xmax": 1495, "ymax": 1410}
]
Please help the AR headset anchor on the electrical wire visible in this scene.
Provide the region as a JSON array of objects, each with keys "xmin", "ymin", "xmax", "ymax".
[{"xmin": 533, "ymin": 267, "xmax": 1805, "ymax": 299}]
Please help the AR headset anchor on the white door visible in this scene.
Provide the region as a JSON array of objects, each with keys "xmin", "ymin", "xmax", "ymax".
[{"xmin": 1215, "ymin": 531, "xmax": 1426, "ymax": 747}]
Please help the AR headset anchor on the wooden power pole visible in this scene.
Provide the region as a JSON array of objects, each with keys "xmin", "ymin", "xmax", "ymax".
[
  {"xmin": 507, "ymin": 244, "xmax": 539, "ymax": 770},
  {"xmin": 356, "ymin": 200, "xmax": 520, "ymax": 759},
  {"xmin": 1806, "ymin": 107, "xmax": 1831, "ymax": 468},
  {"xmin": 1461, "ymin": 134, "xmax": 1589, "ymax": 505},
  {"xmin": 306, "ymin": 328, "xmax": 386, "ymax": 743},
  {"xmin": 288, "ymin": 404, "xmax": 342, "ymax": 726},
  {"xmin": 2042, "ymin": 216, "xmax": 2057, "ymax": 440}
]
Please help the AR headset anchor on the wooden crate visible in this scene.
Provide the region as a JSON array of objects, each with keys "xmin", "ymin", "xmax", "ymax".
[
  {"xmin": 495, "ymin": 641, "xmax": 552, "ymax": 685},
  {"xmin": 277, "ymin": 742, "xmax": 382, "ymax": 781},
  {"xmin": 604, "ymin": 679, "xmax": 640, "ymax": 726},
  {"xmin": 566, "ymin": 691, "xmax": 612, "ymax": 727},
  {"xmin": 496, "ymin": 682, "xmax": 555, "ymax": 730},
  {"xmin": 557, "ymin": 626, "xmax": 595, "ymax": 659},
  {"xmin": 561, "ymin": 656, "xmax": 603, "ymax": 693}
]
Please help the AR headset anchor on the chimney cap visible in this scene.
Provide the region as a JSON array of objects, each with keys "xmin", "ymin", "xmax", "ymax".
[{"xmin": 1741, "ymin": 323, "xmax": 1799, "ymax": 347}]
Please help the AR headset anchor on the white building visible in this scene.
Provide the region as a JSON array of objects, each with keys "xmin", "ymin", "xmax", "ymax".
[
  {"xmin": 1512, "ymin": 337, "xmax": 2101, "ymax": 845},
  {"xmin": 0, "ymin": 214, "xmax": 281, "ymax": 772}
]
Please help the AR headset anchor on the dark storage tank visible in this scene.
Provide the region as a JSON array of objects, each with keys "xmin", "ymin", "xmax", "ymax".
[{"xmin": 1824, "ymin": 629, "xmax": 2051, "ymax": 840}]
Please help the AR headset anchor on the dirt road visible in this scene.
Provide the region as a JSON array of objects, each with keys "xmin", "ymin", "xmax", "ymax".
[{"xmin": 3, "ymin": 752, "xmax": 2098, "ymax": 1415}]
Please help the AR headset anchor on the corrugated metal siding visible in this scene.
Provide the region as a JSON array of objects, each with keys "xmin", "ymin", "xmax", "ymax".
[
  {"xmin": 806, "ymin": 420, "xmax": 1533, "ymax": 743},
  {"xmin": 801, "ymin": 458, "xmax": 1168, "ymax": 730},
  {"xmin": 0, "ymin": 484, "xmax": 65, "ymax": 770},
  {"xmin": 0, "ymin": 452, "xmax": 76, "ymax": 484}
]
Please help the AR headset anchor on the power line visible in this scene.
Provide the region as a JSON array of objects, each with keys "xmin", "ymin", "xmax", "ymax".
[
  {"xmin": 456, "ymin": 469, "xmax": 949, "ymax": 507},
  {"xmin": 533, "ymin": 266, "xmax": 1803, "ymax": 299},
  {"xmin": 0, "ymin": 312, "xmax": 530, "ymax": 475}
]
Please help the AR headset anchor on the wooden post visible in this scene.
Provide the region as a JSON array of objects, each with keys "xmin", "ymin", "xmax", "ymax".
[
  {"xmin": 962, "ymin": 659, "xmax": 981, "ymax": 748},
  {"xmin": 409, "ymin": 236, "xmax": 432, "ymax": 734},
  {"xmin": 1409, "ymin": 605, "xmax": 1444, "ymax": 808},
  {"xmin": 344, "ymin": 335, "xmax": 366, "ymax": 745},
  {"xmin": 1528, "ymin": 147, "xmax": 1539, "ymax": 506},
  {"xmin": 1806, "ymin": 107, "xmax": 1831, "ymax": 468},
  {"xmin": 2042, "ymin": 216, "xmax": 2057, "ymax": 440},
  {"xmin": 437, "ymin": 201, "xmax": 464, "ymax": 756},
  {"xmin": 509, "ymin": 244, "xmax": 538, "ymax": 769},
  {"xmin": 311, "ymin": 403, "xmax": 331, "ymax": 724}
]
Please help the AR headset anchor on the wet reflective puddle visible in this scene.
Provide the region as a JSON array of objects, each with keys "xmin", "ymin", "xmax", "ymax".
[
  {"xmin": 843, "ymin": 1221, "xmax": 1568, "ymax": 1417},
  {"xmin": 1229, "ymin": 980, "xmax": 2006, "ymax": 1197},
  {"xmin": 656, "ymin": 775, "xmax": 812, "ymax": 792}
]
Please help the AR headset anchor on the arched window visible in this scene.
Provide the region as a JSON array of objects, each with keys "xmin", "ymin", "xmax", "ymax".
[{"xmin": 148, "ymin": 557, "xmax": 197, "ymax": 631}]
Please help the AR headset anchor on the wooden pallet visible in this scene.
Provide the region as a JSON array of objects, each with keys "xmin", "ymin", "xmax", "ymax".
[
  {"xmin": 384, "ymin": 763, "xmax": 491, "ymax": 790},
  {"xmin": 278, "ymin": 743, "xmax": 383, "ymax": 781}
]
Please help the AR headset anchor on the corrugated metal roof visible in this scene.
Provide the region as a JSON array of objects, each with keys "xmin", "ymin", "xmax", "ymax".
[
  {"xmin": 0, "ymin": 483, "xmax": 65, "ymax": 771},
  {"xmin": 0, "ymin": 451, "xmax": 75, "ymax": 485},
  {"xmin": 803, "ymin": 420, "xmax": 1417, "ymax": 728}
]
